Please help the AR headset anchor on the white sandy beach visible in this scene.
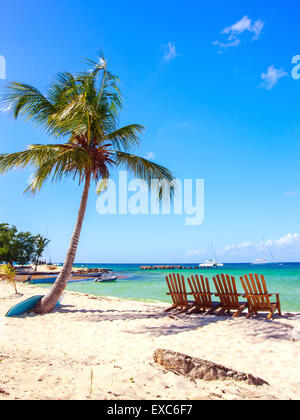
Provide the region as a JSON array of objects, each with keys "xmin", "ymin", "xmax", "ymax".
[{"xmin": 0, "ymin": 281, "xmax": 299, "ymax": 400}]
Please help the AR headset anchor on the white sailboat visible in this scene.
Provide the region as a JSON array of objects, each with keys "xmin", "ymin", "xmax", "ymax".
[
  {"xmin": 252, "ymin": 258, "xmax": 267, "ymax": 265},
  {"xmin": 252, "ymin": 238, "xmax": 278, "ymax": 265},
  {"xmin": 199, "ymin": 258, "xmax": 223, "ymax": 268},
  {"xmin": 199, "ymin": 235, "xmax": 223, "ymax": 269}
]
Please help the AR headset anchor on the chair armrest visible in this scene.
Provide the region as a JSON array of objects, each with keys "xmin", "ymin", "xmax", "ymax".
[
  {"xmin": 243, "ymin": 294, "xmax": 273, "ymax": 298},
  {"xmin": 214, "ymin": 293, "xmax": 242, "ymax": 297},
  {"xmin": 188, "ymin": 292, "xmax": 214, "ymax": 296},
  {"xmin": 166, "ymin": 292, "xmax": 187, "ymax": 295}
]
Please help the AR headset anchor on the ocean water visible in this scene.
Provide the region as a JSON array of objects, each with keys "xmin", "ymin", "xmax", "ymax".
[{"xmin": 38, "ymin": 263, "xmax": 300, "ymax": 312}]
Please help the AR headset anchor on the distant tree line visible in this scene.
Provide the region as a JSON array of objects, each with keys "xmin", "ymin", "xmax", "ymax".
[{"xmin": 0, "ymin": 223, "xmax": 50, "ymax": 268}]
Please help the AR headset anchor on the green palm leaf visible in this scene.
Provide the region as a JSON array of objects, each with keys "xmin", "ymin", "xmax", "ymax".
[{"xmin": 104, "ymin": 124, "xmax": 145, "ymax": 151}]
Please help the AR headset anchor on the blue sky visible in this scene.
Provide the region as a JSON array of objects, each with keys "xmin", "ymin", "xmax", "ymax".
[{"xmin": 0, "ymin": 0, "xmax": 300, "ymax": 263}]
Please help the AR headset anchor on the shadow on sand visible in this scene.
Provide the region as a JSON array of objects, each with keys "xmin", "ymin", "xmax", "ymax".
[{"xmin": 52, "ymin": 303, "xmax": 296, "ymax": 339}]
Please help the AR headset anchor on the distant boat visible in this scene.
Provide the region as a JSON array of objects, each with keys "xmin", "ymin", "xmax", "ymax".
[
  {"xmin": 199, "ymin": 234, "xmax": 223, "ymax": 268},
  {"xmin": 71, "ymin": 272, "xmax": 103, "ymax": 278},
  {"xmin": 94, "ymin": 275, "xmax": 117, "ymax": 282},
  {"xmin": 252, "ymin": 237, "xmax": 279, "ymax": 265},
  {"xmin": 71, "ymin": 268, "xmax": 112, "ymax": 278},
  {"xmin": 252, "ymin": 258, "xmax": 268, "ymax": 265},
  {"xmin": 199, "ymin": 259, "xmax": 223, "ymax": 268},
  {"xmin": 30, "ymin": 276, "xmax": 96, "ymax": 284},
  {"xmin": 30, "ymin": 276, "xmax": 57, "ymax": 284}
]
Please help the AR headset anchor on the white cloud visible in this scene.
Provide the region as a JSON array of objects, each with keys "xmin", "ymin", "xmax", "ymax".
[
  {"xmin": 219, "ymin": 241, "xmax": 256, "ymax": 255},
  {"xmin": 164, "ymin": 42, "xmax": 177, "ymax": 61},
  {"xmin": 221, "ymin": 234, "xmax": 300, "ymax": 260},
  {"xmin": 222, "ymin": 16, "xmax": 253, "ymax": 36},
  {"xmin": 273, "ymin": 233, "xmax": 300, "ymax": 247},
  {"xmin": 251, "ymin": 19, "xmax": 265, "ymax": 39},
  {"xmin": 186, "ymin": 233, "xmax": 300, "ymax": 262},
  {"xmin": 213, "ymin": 39, "xmax": 241, "ymax": 49},
  {"xmin": 260, "ymin": 65, "xmax": 288, "ymax": 90},
  {"xmin": 222, "ymin": 16, "xmax": 264, "ymax": 39},
  {"xmin": 145, "ymin": 152, "xmax": 155, "ymax": 160},
  {"xmin": 214, "ymin": 15, "xmax": 264, "ymax": 50}
]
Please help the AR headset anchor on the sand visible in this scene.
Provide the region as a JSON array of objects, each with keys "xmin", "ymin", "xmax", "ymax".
[{"xmin": 0, "ymin": 281, "xmax": 299, "ymax": 400}]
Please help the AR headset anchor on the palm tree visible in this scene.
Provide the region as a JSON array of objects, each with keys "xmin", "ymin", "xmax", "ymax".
[
  {"xmin": 0, "ymin": 54, "xmax": 175, "ymax": 314},
  {"xmin": 0, "ymin": 264, "xmax": 18, "ymax": 294},
  {"xmin": 33, "ymin": 235, "xmax": 51, "ymax": 270}
]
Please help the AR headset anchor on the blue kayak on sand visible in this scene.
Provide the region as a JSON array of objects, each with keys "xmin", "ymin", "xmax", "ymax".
[
  {"xmin": 5, "ymin": 294, "xmax": 63, "ymax": 317},
  {"xmin": 5, "ymin": 295, "xmax": 44, "ymax": 317}
]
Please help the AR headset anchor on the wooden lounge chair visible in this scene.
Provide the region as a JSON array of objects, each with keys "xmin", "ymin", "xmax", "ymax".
[
  {"xmin": 187, "ymin": 274, "xmax": 221, "ymax": 314},
  {"xmin": 165, "ymin": 273, "xmax": 194, "ymax": 313},
  {"xmin": 240, "ymin": 273, "xmax": 282, "ymax": 320},
  {"xmin": 213, "ymin": 274, "xmax": 247, "ymax": 317}
]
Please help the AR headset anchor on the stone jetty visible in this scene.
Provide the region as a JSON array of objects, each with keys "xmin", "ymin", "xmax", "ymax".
[{"xmin": 140, "ymin": 265, "xmax": 199, "ymax": 270}]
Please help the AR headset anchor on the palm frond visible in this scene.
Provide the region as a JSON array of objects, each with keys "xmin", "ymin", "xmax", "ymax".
[
  {"xmin": 0, "ymin": 144, "xmax": 92, "ymax": 193},
  {"xmin": 0, "ymin": 144, "xmax": 59, "ymax": 173},
  {"xmin": 1, "ymin": 82, "xmax": 54, "ymax": 123},
  {"xmin": 115, "ymin": 151, "xmax": 176, "ymax": 201},
  {"xmin": 104, "ymin": 124, "xmax": 144, "ymax": 151},
  {"xmin": 83, "ymin": 51, "xmax": 107, "ymax": 76},
  {"xmin": 24, "ymin": 146, "xmax": 92, "ymax": 193}
]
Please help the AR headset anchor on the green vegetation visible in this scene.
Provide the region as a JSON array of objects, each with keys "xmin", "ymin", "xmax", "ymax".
[
  {"xmin": 33, "ymin": 234, "xmax": 51, "ymax": 270},
  {"xmin": 0, "ymin": 223, "xmax": 50, "ymax": 267},
  {"xmin": 0, "ymin": 53, "xmax": 175, "ymax": 314},
  {"xmin": 0, "ymin": 223, "xmax": 36, "ymax": 266}
]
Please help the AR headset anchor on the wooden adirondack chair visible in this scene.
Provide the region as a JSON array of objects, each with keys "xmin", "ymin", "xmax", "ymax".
[
  {"xmin": 240, "ymin": 273, "xmax": 282, "ymax": 320},
  {"xmin": 187, "ymin": 274, "xmax": 221, "ymax": 314},
  {"xmin": 213, "ymin": 274, "xmax": 247, "ymax": 317},
  {"xmin": 165, "ymin": 273, "xmax": 193, "ymax": 313}
]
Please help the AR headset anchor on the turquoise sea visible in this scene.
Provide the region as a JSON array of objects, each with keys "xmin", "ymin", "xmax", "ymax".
[{"xmin": 37, "ymin": 263, "xmax": 300, "ymax": 312}]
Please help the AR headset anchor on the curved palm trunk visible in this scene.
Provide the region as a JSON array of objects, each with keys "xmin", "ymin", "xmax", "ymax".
[
  {"xmin": 34, "ymin": 173, "xmax": 91, "ymax": 314},
  {"xmin": 12, "ymin": 277, "xmax": 18, "ymax": 294}
]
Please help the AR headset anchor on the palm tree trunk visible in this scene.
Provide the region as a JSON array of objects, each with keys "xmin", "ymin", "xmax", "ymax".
[
  {"xmin": 34, "ymin": 172, "xmax": 91, "ymax": 314},
  {"xmin": 13, "ymin": 278, "xmax": 18, "ymax": 294}
]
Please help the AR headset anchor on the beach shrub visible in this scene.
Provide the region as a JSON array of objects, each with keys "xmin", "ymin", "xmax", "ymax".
[{"xmin": 0, "ymin": 263, "xmax": 18, "ymax": 293}]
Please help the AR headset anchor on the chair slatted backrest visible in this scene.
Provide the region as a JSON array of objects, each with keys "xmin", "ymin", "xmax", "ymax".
[
  {"xmin": 187, "ymin": 275, "xmax": 212, "ymax": 308},
  {"xmin": 213, "ymin": 274, "xmax": 240, "ymax": 309},
  {"xmin": 240, "ymin": 274, "xmax": 271, "ymax": 310},
  {"xmin": 165, "ymin": 273, "xmax": 188, "ymax": 306}
]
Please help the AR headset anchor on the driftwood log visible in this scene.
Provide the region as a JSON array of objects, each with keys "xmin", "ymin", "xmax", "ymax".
[{"xmin": 153, "ymin": 349, "xmax": 269, "ymax": 386}]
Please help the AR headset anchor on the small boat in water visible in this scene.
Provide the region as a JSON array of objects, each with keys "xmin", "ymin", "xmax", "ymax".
[
  {"xmin": 94, "ymin": 275, "xmax": 117, "ymax": 283},
  {"xmin": 252, "ymin": 258, "xmax": 268, "ymax": 265},
  {"xmin": 199, "ymin": 259, "xmax": 223, "ymax": 268},
  {"xmin": 72, "ymin": 272, "xmax": 104, "ymax": 278},
  {"xmin": 29, "ymin": 276, "xmax": 57, "ymax": 284},
  {"xmin": 199, "ymin": 234, "xmax": 223, "ymax": 269},
  {"xmin": 71, "ymin": 268, "xmax": 112, "ymax": 278}
]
